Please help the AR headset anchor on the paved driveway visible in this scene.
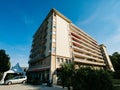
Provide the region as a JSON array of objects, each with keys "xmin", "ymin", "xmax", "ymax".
[
  {"xmin": 0, "ymin": 84, "xmax": 67, "ymax": 90},
  {"xmin": 0, "ymin": 84, "xmax": 41, "ymax": 90},
  {"xmin": 40, "ymin": 85, "xmax": 67, "ymax": 90}
]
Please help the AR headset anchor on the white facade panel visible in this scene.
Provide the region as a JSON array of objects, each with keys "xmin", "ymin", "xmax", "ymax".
[{"xmin": 56, "ymin": 15, "xmax": 71, "ymax": 57}]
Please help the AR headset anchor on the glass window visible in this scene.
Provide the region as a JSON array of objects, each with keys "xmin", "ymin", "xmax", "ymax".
[
  {"xmin": 52, "ymin": 39, "xmax": 56, "ymax": 42},
  {"xmin": 57, "ymin": 58, "xmax": 60, "ymax": 62},
  {"xmin": 66, "ymin": 59, "xmax": 68, "ymax": 63},
  {"xmin": 53, "ymin": 26, "xmax": 56, "ymax": 28},
  {"xmin": 61, "ymin": 58, "xmax": 64, "ymax": 62},
  {"xmin": 53, "ymin": 31, "xmax": 56, "ymax": 35},
  {"xmin": 53, "ymin": 18, "xmax": 56, "ymax": 21},
  {"xmin": 69, "ymin": 59, "xmax": 71, "ymax": 63},
  {"xmin": 52, "ymin": 47, "xmax": 56, "ymax": 52}
]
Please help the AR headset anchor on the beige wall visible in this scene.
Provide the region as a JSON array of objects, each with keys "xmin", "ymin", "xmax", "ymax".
[{"xmin": 56, "ymin": 15, "xmax": 71, "ymax": 57}]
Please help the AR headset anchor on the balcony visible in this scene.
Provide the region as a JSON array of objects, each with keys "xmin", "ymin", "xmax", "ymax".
[
  {"xmin": 71, "ymin": 34, "xmax": 100, "ymax": 52},
  {"xmin": 71, "ymin": 32, "xmax": 99, "ymax": 49},
  {"xmin": 72, "ymin": 41, "xmax": 102, "ymax": 55},
  {"xmin": 72, "ymin": 42, "xmax": 81, "ymax": 47},
  {"xmin": 73, "ymin": 51, "xmax": 104, "ymax": 63},
  {"xmin": 28, "ymin": 54, "xmax": 45, "ymax": 64},
  {"xmin": 74, "ymin": 58, "xmax": 105, "ymax": 66},
  {"xmin": 73, "ymin": 46, "xmax": 103, "ymax": 60},
  {"xmin": 70, "ymin": 26, "xmax": 97, "ymax": 44}
]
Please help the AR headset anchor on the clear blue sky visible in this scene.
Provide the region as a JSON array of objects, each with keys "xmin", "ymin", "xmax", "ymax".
[{"xmin": 0, "ymin": 0, "xmax": 120, "ymax": 67}]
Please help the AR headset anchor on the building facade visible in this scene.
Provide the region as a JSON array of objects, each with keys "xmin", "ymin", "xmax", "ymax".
[{"xmin": 28, "ymin": 8, "xmax": 114, "ymax": 84}]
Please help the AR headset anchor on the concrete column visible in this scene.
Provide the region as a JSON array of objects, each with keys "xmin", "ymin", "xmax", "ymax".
[
  {"xmin": 49, "ymin": 55, "xmax": 57, "ymax": 84},
  {"xmin": 99, "ymin": 44, "xmax": 114, "ymax": 72}
]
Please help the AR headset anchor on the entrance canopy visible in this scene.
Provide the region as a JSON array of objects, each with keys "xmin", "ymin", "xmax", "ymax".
[{"xmin": 11, "ymin": 63, "xmax": 24, "ymax": 73}]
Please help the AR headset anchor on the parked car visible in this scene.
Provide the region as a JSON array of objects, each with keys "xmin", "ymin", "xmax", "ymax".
[{"xmin": 5, "ymin": 76, "xmax": 27, "ymax": 85}]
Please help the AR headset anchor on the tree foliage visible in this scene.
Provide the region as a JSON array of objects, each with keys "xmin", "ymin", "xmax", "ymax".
[
  {"xmin": 59, "ymin": 64, "xmax": 114, "ymax": 90},
  {"xmin": 110, "ymin": 52, "xmax": 120, "ymax": 79},
  {"xmin": 0, "ymin": 49, "xmax": 11, "ymax": 73},
  {"xmin": 59, "ymin": 63, "xmax": 75, "ymax": 90},
  {"xmin": 110, "ymin": 52, "xmax": 120, "ymax": 71}
]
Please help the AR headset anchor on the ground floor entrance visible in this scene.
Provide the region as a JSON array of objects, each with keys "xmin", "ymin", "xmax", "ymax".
[{"xmin": 27, "ymin": 69, "xmax": 50, "ymax": 84}]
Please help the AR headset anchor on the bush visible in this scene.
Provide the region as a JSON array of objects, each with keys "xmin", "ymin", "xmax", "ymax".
[
  {"xmin": 59, "ymin": 64, "xmax": 114, "ymax": 90},
  {"xmin": 72, "ymin": 67, "xmax": 114, "ymax": 90},
  {"xmin": 59, "ymin": 63, "xmax": 75, "ymax": 90},
  {"xmin": 113, "ymin": 70, "xmax": 120, "ymax": 79}
]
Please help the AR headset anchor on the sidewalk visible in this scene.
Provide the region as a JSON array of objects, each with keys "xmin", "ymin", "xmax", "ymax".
[{"xmin": 40, "ymin": 84, "xmax": 68, "ymax": 90}]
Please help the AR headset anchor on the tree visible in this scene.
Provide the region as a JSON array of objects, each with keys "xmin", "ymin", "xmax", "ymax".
[
  {"xmin": 72, "ymin": 67, "xmax": 114, "ymax": 90},
  {"xmin": 110, "ymin": 52, "xmax": 120, "ymax": 79},
  {"xmin": 59, "ymin": 64, "xmax": 114, "ymax": 90},
  {"xmin": 59, "ymin": 63, "xmax": 75, "ymax": 90},
  {"xmin": 0, "ymin": 49, "xmax": 11, "ymax": 73},
  {"xmin": 110, "ymin": 52, "xmax": 120, "ymax": 71}
]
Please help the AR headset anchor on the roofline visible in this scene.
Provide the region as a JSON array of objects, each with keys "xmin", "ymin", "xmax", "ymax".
[
  {"xmin": 51, "ymin": 8, "xmax": 72, "ymax": 23},
  {"xmin": 33, "ymin": 8, "xmax": 72, "ymax": 38},
  {"xmin": 99, "ymin": 44, "xmax": 106, "ymax": 48},
  {"xmin": 71, "ymin": 23, "xmax": 97, "ymax": 42}
]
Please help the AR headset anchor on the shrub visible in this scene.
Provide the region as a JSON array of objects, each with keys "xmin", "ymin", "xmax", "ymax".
[
  {"xmin": 72, "ymin": 67, "xmax": 114, "ymax": 90},
  {"xmin": 59, "ymin": 64, "xmax": 114, "ymax": 90},
  {"xmin": 113, "ymin": 70, "xmax": 120, "ymax": 79},
  {"xmin": 59, "ymin": 63, "xmax": 75, "ymax": 90}
]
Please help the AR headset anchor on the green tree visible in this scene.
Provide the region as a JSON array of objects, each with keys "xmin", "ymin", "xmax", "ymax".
[
  {"xmin": 59, "ymin": 63, "xmax": 114, "ymax": 90},
  {"xmin": 0, "ymin": 49, "xmax": 11, "ymax": 73},
  {"xmin": 59, "ymin": 63, "xmax": 75, "ymax": 90},
  {"xmin": 72, "ymin": 67, "xmax": 114, "ymax": 90},
  {"xmin": 110, "ymin": 52, "xmax": 120, "ymax": 71},
  {"xmin": 110, "ymin": 52, "xmax": 120, "ymax": 79}
]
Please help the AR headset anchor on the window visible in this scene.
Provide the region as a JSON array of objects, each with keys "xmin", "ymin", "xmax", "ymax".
[
  {"xmin": 49, "ymin": 43, "xmax": 51, "ymax": 49},
  {"xmin": 52, "ymin": 39, "xmax": 56, "ymax": 42},
  {"xmin": 69, "ymin": 59, "xmax": 71, "ymax": 63},
  {"xmin": 43, "ymin": 61, "xmax": 46, "ymax": 64},
  {"xmin": 53, "ymin": 26, "xmax": 56, "ymax": 28},
  {"xmin": 52, "ymin": 47, "xmax": 56, "ymax": 52},
  {"xmin": 52, "ymin": 31, "xmax": 56, "ymax": 35},
  {"xmin": 61, "ymin": 58, "xmax": 64, "ymax": 62},
  {"xmin": 53, "ymin": 18, "xmax": 56, "ymax": 21},
  {"xmin": 66, "ymin": 59, "xmax": 68, "ymax": 63},
  {"xmin": 57, "ymin": 58, "xmax": 60, "ymax": 62}
]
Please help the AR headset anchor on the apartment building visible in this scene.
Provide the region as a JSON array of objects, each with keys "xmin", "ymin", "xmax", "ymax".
[{"xmin": 27, "ymin": 8, "xmax": 114, "ymax": 84}]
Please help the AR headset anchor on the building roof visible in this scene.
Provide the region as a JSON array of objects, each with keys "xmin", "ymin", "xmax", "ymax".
[{"xmin": 51, "ymin": 8, "xmax": 71, "ymax": 23}]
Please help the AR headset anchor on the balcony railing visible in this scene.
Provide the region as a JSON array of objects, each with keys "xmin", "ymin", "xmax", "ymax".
[
  {"xmin": 71, "ymin": 33, "xmax": 100, "ymax": 52},
  {"xmin": 73, "ymin": 46, "xmax": 103, "ymax": 59},
  {"xmin": 70, "ymin": 26, "xmax": 97, "ymax": 44},
  {"xmin": 71, "ymin": 32, "xmax": 99, "ymax": 49},
  {"xmin": 73, "ymin": 52, "xmax": 104, "ymax": 63},
  {"xmin": 28, "ymin": 54, "xmax": 45, "ymax": 64},
  {"xmin": 74, "ymin": 58, "xmax": 105, "ymax": 66},
  {"xmin": 72, "ymin": 41, "xmax": 101, "ymax": 55}
]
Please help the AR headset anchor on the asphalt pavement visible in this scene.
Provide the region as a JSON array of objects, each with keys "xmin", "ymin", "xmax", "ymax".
[{"xmin": 0, "ymin": 84, "xmax": 68, "ymax": 90}]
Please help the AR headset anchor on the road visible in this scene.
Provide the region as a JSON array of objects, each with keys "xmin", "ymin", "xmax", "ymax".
[{"xmin": 0, "ymin": 84, "xmax": 67, "ymax": 90}]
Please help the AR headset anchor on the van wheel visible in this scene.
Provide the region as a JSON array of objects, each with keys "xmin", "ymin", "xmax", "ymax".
[{"xmin": 7, "ymin": 82, "xmax": 12, "ymax": 85}]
